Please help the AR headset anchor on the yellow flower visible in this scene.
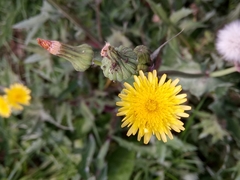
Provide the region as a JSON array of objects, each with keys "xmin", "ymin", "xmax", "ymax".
[
  {"xmin": 5, "ymin": 83, "xmax": 31, "ymax": 110},
  {"xmin": 0, "ymin": 96, "xmax": 11, "ymax": 118},
  {"xmin": 116, "ymin": 70, "xmax": 191, "ymax": 144}
]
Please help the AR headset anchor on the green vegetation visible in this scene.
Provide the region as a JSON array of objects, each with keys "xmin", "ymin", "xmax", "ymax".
[{"xmin": 0, "ymin": 0, "xmax": 240, "ymax": 179}]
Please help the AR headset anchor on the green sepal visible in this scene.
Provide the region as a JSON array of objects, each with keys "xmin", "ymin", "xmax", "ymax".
[
  {"xmin": 59, "ymin": 44, "xmax": 94, "ymax": 71},
  {"xmin": 101, "ymin": 45, "xmax": 137, "ymax": 82}
]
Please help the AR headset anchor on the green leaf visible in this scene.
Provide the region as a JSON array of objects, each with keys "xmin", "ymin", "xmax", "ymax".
[
  {"xmin": 193, "ymin": 111, "xmax": 229, "ymax": 144},
  {"xmin": 179, "ymin": 20, "xmax": 206, "ymax": 34},
  {"xmin": 229, "ymin": 161, "xmax": 240, "ymax": 180},
  {"xmin": 145, "ymin": 0, "xmax": 170, "ymax": 25},
  {"xmin": 107, "ymin": 146, "xmax": 135, "ymax": 180},
  {"xmin": 170, "ymin": 8, "xmax": 193, "ymax": 24},
  {"xmin": 80, "ymin": 100, "xmax": 95, "ymax": 134},
  {"xmin": 78, "ymin": 135, "xmax": 96, "ymax": 179},
  {"xmin": 96, "ymin": 140, "xmax": 110, "ymax": 170},
  {"xmin": 112, "ymin": 136, "xmax": 156, "ymax": 156},
  {"xmin": 106, "ymin": 30, "xmax": 133, "ymax": 47},
  {"xmin": 25, "ymin": 139, "xmax": 43, "ymax": 154},
  {"xmin": 166, "ymin": 62, "xmax": 233, "ymax": 98},
  {"xmin": 165, "ymin": 137, "xmax": 197, "ymax": 152},
  {"xmin": 24, "ymin": 54, "xmax": 47, "ymax": 64},
  {"xmin": 13, "ymin": 13, "xmax": 49, "ymax": 30}
]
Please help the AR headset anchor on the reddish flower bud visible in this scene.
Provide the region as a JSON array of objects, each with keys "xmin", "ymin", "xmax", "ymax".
[{"xmin": 37, "ymin": 38, "xmax": 61, "ymax": 55}]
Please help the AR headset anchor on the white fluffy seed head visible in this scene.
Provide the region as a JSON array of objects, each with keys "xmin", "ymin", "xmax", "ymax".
[{"xmin": 216, "ymin": 20, "xmax": 240, "ymax": 63}]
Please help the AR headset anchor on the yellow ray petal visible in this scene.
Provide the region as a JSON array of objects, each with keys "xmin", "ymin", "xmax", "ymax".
[{"xmin": 116, "ymin": 70, "xmax": 191, "ymax": 144}]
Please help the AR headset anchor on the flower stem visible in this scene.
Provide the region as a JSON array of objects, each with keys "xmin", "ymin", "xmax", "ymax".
[
  {"xmin": 209, "ymin": 66, "xmax": 237, "ymax": 77},
  {"xmin": 158, "ymin": 66, "xmax": 238, "ymax": 78},
  {"xmin": 158, "ymin": 70, "xmax": 206, "ymax": 78},
  {"xmin": 93, "ymin": 59, "xmax": 102, "ymax": 66}
]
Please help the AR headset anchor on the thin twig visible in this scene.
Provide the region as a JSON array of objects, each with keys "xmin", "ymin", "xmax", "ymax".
[
  {"xmin": 47, "ymin": 0, "xmax": 103, "ymax": 48},
  {"xmin": 92, "ymin": 59, "xmax": 102, "ymax": 66}
]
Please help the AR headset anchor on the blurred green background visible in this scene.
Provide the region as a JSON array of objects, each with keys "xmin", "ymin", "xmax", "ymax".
[{"xmin": 0, "ymin": 0, "xmax": 240, "ymax": 179}]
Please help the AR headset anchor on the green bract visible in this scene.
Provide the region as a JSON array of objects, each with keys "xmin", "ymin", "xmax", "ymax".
[
  {"xmin": 101, "ymin": 45, "xmax": 138, "ymax": 82},
  {"xmin": 134, "ymin": 45, "xmax": 152, "ymax": 71},
  {"xmin": 59, "ymin": 44, "xmax": 94, "ymax": 72}
]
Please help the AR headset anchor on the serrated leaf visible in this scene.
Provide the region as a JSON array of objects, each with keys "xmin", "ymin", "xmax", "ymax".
[
  {"xmin": 26, "ymin": 104, "xmax": 73, "ymax": 131},
  {"xmin": 193, "ymin": 112, "xmax": 229, "ymax": 144}
]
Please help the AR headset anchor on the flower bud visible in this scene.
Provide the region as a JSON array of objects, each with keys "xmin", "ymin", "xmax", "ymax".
[
  {"xmin": 101, "ymin": 43, "xmax": 137, "ymax": 82},
  {"xmin": 37, "ymin": 38, "xmax": 94, "ymax": 71},
  {"xmin": 134, "ymin": 45, "xmax": 152, "ymax": 71}
]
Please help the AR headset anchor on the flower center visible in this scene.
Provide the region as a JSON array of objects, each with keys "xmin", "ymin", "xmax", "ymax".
[
  {"xmin": 145, "ymin": 99, "xmax": 158, "ymax": 112},
  {"xmin": 13, "ymin": 92, "xmax": 23, "ymax": 100}
]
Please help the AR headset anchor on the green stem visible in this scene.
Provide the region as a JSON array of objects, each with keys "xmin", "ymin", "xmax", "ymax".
[
  {"xmin": 158, "ymin": 66, "xmax": 238, "ymax": 78},
  {"xmin": 93, "ymin": 59, "xmax": 102, "ymax": 66},
  {"xmin": 210, "ymin": 66, "xmax": 237, "ymax": 77},
  {"xmin": 158, "ymin": 70, "xmax": 206, "ymax": 78}
]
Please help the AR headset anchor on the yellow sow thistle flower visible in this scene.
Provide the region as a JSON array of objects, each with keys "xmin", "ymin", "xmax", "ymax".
[
  {"xmin": 0, "ymin": 96, "xmax": 11, "ymax": 118},
  {"xmin": 4, "ymin": 83, "xmax": 31, "ymax": 110},
  {"xmin": 116, "ymin": 70, "xmax": 191, "ymax": 144}
]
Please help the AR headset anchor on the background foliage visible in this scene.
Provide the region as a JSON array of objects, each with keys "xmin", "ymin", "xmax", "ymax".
[{"xmin": 0, "ymin": 0, "xmax": 240, "ymax": 179}]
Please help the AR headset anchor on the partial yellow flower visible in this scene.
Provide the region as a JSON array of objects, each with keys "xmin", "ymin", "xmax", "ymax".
[
  {"xmin": 5, "ymin": 83, "xmax": 31, "ymax": 110},
  {"xmin": 116, "ymin": 70, "xmax": 191, "ymax": 144},
  {"xmin": 0, "ymin": 96, "xmax": 11, "ymax": 118}
]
